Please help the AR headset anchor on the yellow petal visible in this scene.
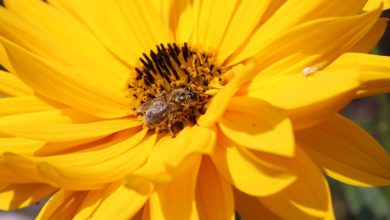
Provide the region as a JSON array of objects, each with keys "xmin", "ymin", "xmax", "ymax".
[
  {"xmin": 1, "ymin": 152, "xmax": 44, "ymax": 183},
  {"xmin": 112, "ymin": 0, "xmax": 173, "ymax": 51},
  {"xmin": 44, "ymin": 0, "xmax": 74, "ymax": 14},
  {"xmin": 297, "ymin": 114, "xmax": 390, "ymax": 186},
  {"xmin": 1, "ymin": 130, "xmax": 147, "ymax": 189},
  {"xmin": 149, "ymin": 159, "xmax": 200, "ymax": 220},
  {"xmin": 260, "ymin": 0, "xmax": 287, "ymax": 20},
  {"xmin": 0, "ymin": 137, "xmax": 45, "ymax": 155},
  {"xmin": 0, "ymin": 117, "xmax": 141, "ymax": 142},
  {"xmin": 259, "ymin": 148, "xmax": 335, "ymax": 220},
  {"xmin": 148, "ymin": 0, "xmax": 171, "ymax": 22},
  {"xmin": 0, "ymin": 96, "xmax": 63, "ymax": 117},
  {"xmin": 36, "ymin": 190, "xmax": 87, "ymax": 220},
  {"xmin": 139, "ymin": 204, "xmax": 152, "ymax": 220},
  {"xmin": 0, "ymin": 42, "xmax": 14, "ymax": 73},
  {"xmin": 0, "ymin": 163, "xmax": 35, "ymax": 184},
  {"xmin": 0, "ymin": 70, "xmax": 32, "ymax": 96},
  {"xmin": 171, "ymin": 0, "xmax": 193, "ymax": 43},
  {"xmin": 0, "ymin": 108, "xmax": 116, "ymax": 142},
  {"xmin": 241, "ymin": 68, "xmax": 359, "ymax": 129},
  {"xmin": 197, "ymin": 83, "xmax": 238, "ymax": 128},
  {"xmin": 125, "ymin": 175, "xmax": 154, "ymax": 197},
  {"xmin": 211, "ymin": 136, "xmax": 296, "ymax": 197},
  {"xmin": 230, "ymin": 0, "xmax": 371, "ymax": 65},
  {"xmin": 234, "ymin": 189, "xmax": 282, "ymax": 220},
  {"xmin": 196, "ymin": 157, "xmax": 235, "ymax": 220},
  {"xmin": 34, "ymin": 135, "xmax": 114, "ymax": 156},
  {"xmin": 218, "ymin": 0, "xmax": 280, "ymax": 63},
  {"xmin": 36, "ymin": 130, "xmax": 151, "ymax": 189},
  {"xmin": 151, "ymin": 0, "xmax": 193, "ymax": 44},
  {"xmin": 0, "ymin": 135, "xmax": 101, "ymax": 157},
  {"xmin": 0, "ymin": 108, "xmax": 96, "ymax": 127},
  {"xmin": 74, "ymin": 182, "xmax": 148, "ymax": 220},
  {"xmin": 198, "ymin": 63, "xmax": 257, "ymax": 127},
  {"xmin": 350, "ymin": 18, "xmax": 388, "ymax": 53},
  {"xmin": 0, "ymin": 183, "xmax": 56, "ymax": 210},
  {"xmin": 364, "ymin": 0, "xmax": 389, "ymax": 10},
  {"xmin": 235, "ymin": 7, "xmax": 381, "ymax": 87},
  {"xmin": 327, "ymin": 53, "xmax": 390, "ymax": 97},
  {"xmin": 193, "ymin": 0, "xmax": 237, "ymax": 49},
  {"xmin": 72, "ymin": 187, "xmax": 108, "ymax": 219},
  {"xmin": 133, "ymin": 125, "xmax": 215, "ymax": 182},
  {"xmin": 48, "ymin": 0, "xmax": 171, "ymax": 66},
  {"xmin": 131, "ymin": 207, "xmax": 148, "ymax": 220},
  {"xmin": 0, "ymin": 125, "xmax": 116, "ymax": 156},
  {"xmin": 1, "ymin": 37, "xmax": 130, "ymax": 118},
  {"xmin": 219, "ymin": 96, "xmax": 294, "ymax": 157},
  {"xmin": 2, "ymin": 0, "xmax": 129, "ymax": 80}
]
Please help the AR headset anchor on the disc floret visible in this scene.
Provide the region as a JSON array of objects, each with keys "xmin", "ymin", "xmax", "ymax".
[{"xmin": 127, "ymin": 43, "xmax": 225, "ymax": 135}]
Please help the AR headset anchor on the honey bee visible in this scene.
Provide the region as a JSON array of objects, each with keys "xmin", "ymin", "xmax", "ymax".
[{"xmin": 137, "ymin": 87, "xmax": 200, "ymax": 136}]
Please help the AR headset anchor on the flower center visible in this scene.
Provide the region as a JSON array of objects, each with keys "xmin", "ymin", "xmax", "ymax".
[{"xmin": 127, "ymin": 43, "xmax": 225, "ymax": 136}]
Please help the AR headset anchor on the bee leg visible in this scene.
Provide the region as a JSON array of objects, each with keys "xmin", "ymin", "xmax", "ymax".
[
  {"xmin": 168, "ymin": 126, "xmax": 175, "ymax": 137},
  {"xmin": 155, "ymin": 127, "xmax": 161, "ymax": 136},
  {"xmin": 167, "ymin": 115, "xmax": 176, "ymax": 137}
]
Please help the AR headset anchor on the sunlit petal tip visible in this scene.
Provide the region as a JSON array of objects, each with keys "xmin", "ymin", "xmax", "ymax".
[
  {"xmin": 327, "ymin": 53, "xmax": 390, "ymax": 97},
  {"xmin": 350, "ymin": 18, "xmax": 388, "ymax": 53}
]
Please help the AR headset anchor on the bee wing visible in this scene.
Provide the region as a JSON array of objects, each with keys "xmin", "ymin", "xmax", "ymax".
[{"xmin": 137, "ymin": 95, "xmax": 168, "ymax": 113}]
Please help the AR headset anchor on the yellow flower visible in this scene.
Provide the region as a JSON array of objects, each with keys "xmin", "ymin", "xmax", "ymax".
[{"xmin": 0, "ymin": 0, "xmax": 390, "ymax": 219}]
